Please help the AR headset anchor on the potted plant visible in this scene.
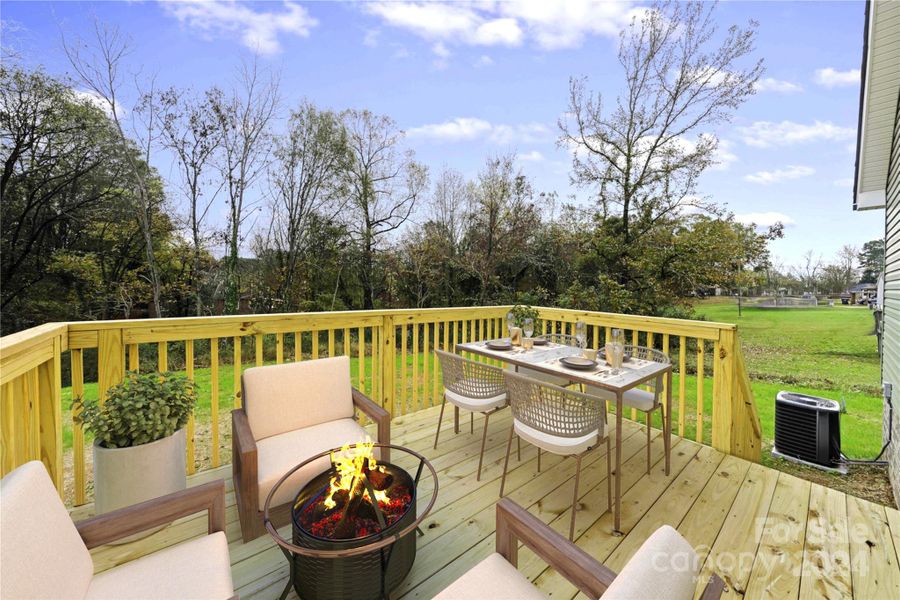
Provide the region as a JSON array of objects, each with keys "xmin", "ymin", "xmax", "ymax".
[
  {"xmin": 509, "ymin": 304, "xmax": 542, "ymax": 334},
  {"xmin": 74, "ymin": 371, "xmax": 195, "ymax": 532}
]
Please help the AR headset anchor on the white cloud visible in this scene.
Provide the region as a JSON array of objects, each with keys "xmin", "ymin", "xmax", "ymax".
[
  {"xmin": 73, "ymin": 89, "xmax": 122, "ymax": 118},
  {"xmin": 833, "ymin": 177, "xmax": 854, "ymax": 188},
  {"xmin": 517, "ymin": 150, "xmax": 545, "ymax": 162},
  {"xmin": 744, "ymin": 165, "xmax": 815, "ymax": 185},
  {"xmin": 432, "ymin": 41, "xmax": 451, "ymax": 58},
  {"xmin": 363, "ymin": 29, "xmax": 380, "ymax": 48},
  {"xmin": 736, "ymin": 120, "xmax": 855, "ymax": 148},
  {"xmin": 475, "ymin": 55, "xmax": 494, "ymax": 67},
  {"xmin": 159, "ymin": 0, "xmax": 317, "ymax": 55},
  {"xmin": 364, "ymin": 1, "xmax": 637, "ymax": 51},
  {"xmin": 711, "ymin": 139, "xmax": 738, "ymax": 171},
  {"xmin": 754, "ymin": 77, "xmax": 803, "ymax": 94},
  {"xmin": 406, "ymin": 117, "xmax": 551, "ymax": 144},
  {"xmin": 813, "ymin": 67, "xmax": 860, "ymax": 88},
  {"xmin": 735, "ymin": 212, "xmax": 795, "ymax": 227}
]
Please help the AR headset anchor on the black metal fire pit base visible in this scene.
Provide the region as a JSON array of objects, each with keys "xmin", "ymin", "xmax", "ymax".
[
  {"xmin": 289, "ymin": 464, "xmax": 416, "ymax": 600},
  {"xmin": 263, "ymin": 444, "xmax": 438, "ymax": 600}
]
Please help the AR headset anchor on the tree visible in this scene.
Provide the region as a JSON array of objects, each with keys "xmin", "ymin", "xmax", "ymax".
[
  {"xmin": 559, "ymin": 0, "xmax": 762, "ymax": 312},
  {"xmin": 62, "ymin": 21, "xmax": 166, "ymax": 316},
  {"xmin": 793, "ymin": 250, "xmax": 823, "ymax": 293},
  {"xmin": 426, "ymin": 167, "xmax": 474, "ymax": 305},
  {"xmin": 462, "ymin": 154, "xmax": 541, "ymax": 303},
  {"xmin": 262, "ymin": 101, "xmax": 348, "ymax": 310},
  {"xmin": 342, "ymin": 109, "xmax": 427, "ymax": 309},
  {"xmin": 209, "ymin": 59, "xmax": 280, "ymax": 314},
  {"xmin": 151, "ymin": 86, "xmax": 222, "ymax": 315},
  {"xmin": 858, "ymin": 239, "xmax": 885, "ymax": 283}
]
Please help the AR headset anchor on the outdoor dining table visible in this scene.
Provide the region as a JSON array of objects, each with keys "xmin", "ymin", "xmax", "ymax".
[{"xmin": 456, "ymin": 338, "xmax": 673, "ymax": 535}]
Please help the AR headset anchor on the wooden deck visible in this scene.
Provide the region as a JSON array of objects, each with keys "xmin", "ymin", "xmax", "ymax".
[{"xmin": 71, "ymin": 405, "xmax": 900, "ymax": 599}]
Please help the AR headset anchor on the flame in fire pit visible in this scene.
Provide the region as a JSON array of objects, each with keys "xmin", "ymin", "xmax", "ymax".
[{"xmin": 323, "ymin": 441, "xmax": 388, "ymax": 509}]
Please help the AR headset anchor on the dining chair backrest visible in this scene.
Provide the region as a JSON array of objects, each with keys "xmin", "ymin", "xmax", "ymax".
[
  {"xmin": 504, "ymin": 371, "xmax": 606, "ymax": 438},
  {"xmin": 616, "ymin": 345, "xmax": 670, "ymax": 392},
  {"xmin": 537, "ymin": 333, "xmax": 580, "ymax": 347},
  {"xmin": 435, "ymin": 350, "xmax": 506, "ymax": 399}
]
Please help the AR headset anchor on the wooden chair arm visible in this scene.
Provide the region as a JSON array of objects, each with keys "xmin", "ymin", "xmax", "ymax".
[
  {"xmin": 495, "ymin": 498, "xmax": 616, "ymax": 600},
  {"xmin": 232, "ymin": 408, "xmax": 257, "ymax": 458},
  {"xmin": 76, "ymin": 480, "xmax": 226, "ymax": 550},
  {"xmin": 699, "ymin": 574, "xmax": 726, "ymax": 600},
  {"xmin": 352, "ymin": 387, "xmax": 391, "ymax": 463}
]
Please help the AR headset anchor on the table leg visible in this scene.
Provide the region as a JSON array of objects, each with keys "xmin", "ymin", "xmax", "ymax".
[
  {"xmin": 665, "ymin": 370, "xmax": 672, "ymax": 475},
  {"xmin": 614, "ymin": 391, "xmax": 623, "ymax": 535}
]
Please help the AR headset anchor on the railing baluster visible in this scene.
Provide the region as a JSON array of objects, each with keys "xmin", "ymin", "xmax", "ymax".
[
  {"xmin": 423, "ymin": 323, "xmax": 430, "ymax": 407},
  {"xmin": 128, "ymin": 343, "xmax": 139, "ymax": 372},
  {"xmin": 233, "ymin": 336, "xmax": 242, "ymax": 409},
  {"xmin": 631, "ymin": 330, "xmax": 638, "ymax": 420},
  {"xmin": 185, "ymin": 339, "xmax": 195, "ymax": 475},
  {"xmin": 328, "ymin": 329, "xmax": 335, "ymax": 358},
  {"xmin": 312, "ymin": 330, "xmax": 319, "ymax": 360},
  {"xmin": 400, "ymin": 323, "xmax": 408, "ymax": 415},
  {"xmin": 158, "ymin": 341, "xmax": 168, "ymax": 372},
  {"xmin": 294, "ymin": 331, "xmax": 302, "ymax": 361},
  {"xmin": 255, "ymin": 334, "xmax": 263, "ymax": 367},
  {"xmin": 71, "ymin": 349, "xmax": 85, "ymax": 505},
  {"xmin": 696, "ymin": 340, "xmax": 705, "ymax": 443},
  {"xmin": 432, "ymin": 322, "xmax": 440, "ymax": 404},
  {"xmin": 210, "ymin": 337, "xmax": 220, "ymax": 468},
  {"xmin": 413, "ymin": 324, "xmax": 420, "ymax": 411},
  {"xmin": 679, "ymin": 336, "xmax": 686, "ymax": 438},
  {"xmin": 358, "ymin": 326, "xmax": 365, "ymax": 394},
  {"xmin": 276, "ymin": 333, "xmax": 284, "ymax": 364}
]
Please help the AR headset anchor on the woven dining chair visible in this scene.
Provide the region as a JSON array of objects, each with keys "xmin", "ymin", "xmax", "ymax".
[
  {"xmin": 434, "ymin": 349, "xmax": 510, "ymax": 481},
  {"xmin": 586, "ymin": 345, "xmax": 671, "ymax": 474},
  {"xmin": 501, "ymin": 370, "xmax": 611, "ymax": 541}
]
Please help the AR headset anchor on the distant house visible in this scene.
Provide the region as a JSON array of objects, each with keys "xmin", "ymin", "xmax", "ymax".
[
  {"xmin": 853, "ymin": 0, "xmax": 899, "ymax": 504},
  {"xmin": 845, "ymin": 282, "xmax": 878, "ymax": 304}
]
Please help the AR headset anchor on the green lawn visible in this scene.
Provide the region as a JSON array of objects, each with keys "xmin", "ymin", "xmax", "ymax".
[{"xmin": 694, "ymin": 300, "xmax": 884, "ymax": 460}]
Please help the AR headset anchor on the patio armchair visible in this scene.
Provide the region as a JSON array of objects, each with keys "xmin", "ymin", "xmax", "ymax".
[
  {"xmin": 232, "ymin": 355, "xmax": 391, "ymax": 542},
  {"xmin": 1, "ymin": 460, "xmax": 234, "ymax": 600},
  {"xmin": 434, "ymin": 498, "xmax": 725, "ymax": 600}
]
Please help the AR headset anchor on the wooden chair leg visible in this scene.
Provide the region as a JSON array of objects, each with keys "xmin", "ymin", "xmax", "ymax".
[
  {"xmin": 477, "ymin": 411, "xmax": 491, "ymax": 481},
  {"xmin": 454, "ymin": 405, "xmax": 459, "ymax": 434},
  {"xmin": 646, "ymin": 410, "xmax": 652, "ymax": 475},
  {"xmin": 570, "ymin": 453, "xmax": 584, "ymax": 541},
  {"xmin": 434, "ymin": 396, "xmax": 447, "ymax": 450},
  {"xmin": 471, "ymin": 412, "xmax": 474, "ymax": 434},
  {"xmin": 517, "ymin": 436, "xmax": 521, "ymax": 461},
  {"xmin": 537, "ymin": 447, "xmax": 542, "ymax": 473},
  {"xmin": 499, "ymin": 424, "xmax": 515, "ymax": 497}
]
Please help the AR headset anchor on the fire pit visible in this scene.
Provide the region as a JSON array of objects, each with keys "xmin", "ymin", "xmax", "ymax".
[{"xmin": 264, "ymin": 443, "xmax": 438, "ymax": 600}]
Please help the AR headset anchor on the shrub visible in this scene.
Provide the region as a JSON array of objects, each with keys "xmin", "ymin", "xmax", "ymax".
[
  {"xmin": 509, "ymin": 304, "xmax": 542, "ymax": 334},
  {"xmin": 73, "ymin": 371, "xmax": 196, "ymax": 449}
]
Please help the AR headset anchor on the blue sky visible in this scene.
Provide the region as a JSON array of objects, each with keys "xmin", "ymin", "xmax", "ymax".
[{"xmin": 2, "ymin": 0, "xmax": 882, "ymax": 267}]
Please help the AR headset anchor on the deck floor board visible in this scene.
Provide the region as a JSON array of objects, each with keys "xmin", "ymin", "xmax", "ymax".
[{"xmin": 72, "ymin": 404, "xmax": 897, "ymax": 599}]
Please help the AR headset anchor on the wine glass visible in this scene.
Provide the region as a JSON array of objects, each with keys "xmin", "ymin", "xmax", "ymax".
[
  {"xmin": 523, "ymin": 318, "xmax": 534, "ymax": 339},
  {"xmin": 575, "ymin": 320, "xmax": 586, "ymax": 349},
  {"xmin": 506, "ymin": 312, "xmax": 516, "ymax": 339}
]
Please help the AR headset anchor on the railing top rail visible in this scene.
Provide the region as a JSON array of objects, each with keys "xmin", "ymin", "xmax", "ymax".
[
  {"xmin": 532, "ymin": 306, "xmax": 736, "ymax": 338},
  {"xmin": 0, "ymin": 322, "xmax": 68, "ymax": 356},
  {"xmin": 62, "ymin": 305, "xmax": 515, "ymax": 333}
]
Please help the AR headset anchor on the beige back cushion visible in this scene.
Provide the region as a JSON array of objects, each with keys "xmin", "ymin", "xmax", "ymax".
[
  {"xmin": 1, "ymin": 461, "xmax": 94, "ymax": 600},
  {"xmin": 243, "ymin": 356, "xmax": 355, "ymax": 440},
  {"xmin": 603, "ymin": 525, "xmax": 699, "ymax": 600}
]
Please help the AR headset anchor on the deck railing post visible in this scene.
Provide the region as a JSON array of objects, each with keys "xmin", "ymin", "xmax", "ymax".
[
  {"xmin": 36, "ymin": 334, "xmax": 63, "ymax": 495},
  {"xmin": 97, "ymin": 328, "xmax": 125, "ymax": 403},
  {"xmin": 711, "ymin": 328, "xmax": 736, "ymax": 455},
  {"xmin": 381, "ymin": 315, "xmax": 396, "ymax": 416}
]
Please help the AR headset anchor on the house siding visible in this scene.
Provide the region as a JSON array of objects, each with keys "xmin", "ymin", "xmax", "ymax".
[{"xmin": 883, "ymin": 88, "xmax": 900, "ymax": 505}]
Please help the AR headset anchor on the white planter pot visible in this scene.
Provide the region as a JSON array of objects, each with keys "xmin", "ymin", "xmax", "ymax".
[{"xmin": 93, "ymin": 428, "xmax": 187, "ymax": 543}]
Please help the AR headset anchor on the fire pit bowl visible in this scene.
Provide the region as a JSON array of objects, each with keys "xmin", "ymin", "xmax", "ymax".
[{"xmin": 264, "ymin": 443, "xmax": 438, "ymax": 600}]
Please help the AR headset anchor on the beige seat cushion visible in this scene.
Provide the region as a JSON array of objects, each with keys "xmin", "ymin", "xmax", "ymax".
[
  {"xmin": 514, "ymin": 419, "xmax": 604, "ymax": 456},
  {"xmin": 257, "ymin": 418, "xmax": 374, "ymax": 507},
  {"xmin": 1, "ymin": 461, "xmax": 94, "ymax": 600},
  {"xmin": 445, "ymin": 388, "xmax": 508, "ymax": 412},
  {"xmin": 243, "ymin": 356, "xmax": 355, "ymax": 441},
  {"xmin": 603, "ymin": 525, "xmax": 699, "ymax": 600},
  {"xmin": 505, "ymin": 364, "xmax": 571, "ymax": 388},
  {"xmin": 86, "ymin": 531, "xmax": 233, "ymax": 600},
  {"xmin": 586, "ymin": 385, "xmax": 657, "ymax": 412},
  {"xmin": 433, "ymin": 552, "xmax": 548, "ymax": 600}
]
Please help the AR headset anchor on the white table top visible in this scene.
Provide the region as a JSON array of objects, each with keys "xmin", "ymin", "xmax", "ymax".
[{"xmin": 457, "ymin": 339, "xmax": 670, "ymax": 392}]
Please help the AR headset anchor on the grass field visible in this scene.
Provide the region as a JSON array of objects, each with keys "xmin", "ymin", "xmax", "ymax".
[{"xmin": 693, "ymin": 299, "xmax": 890, "ymax": 504}]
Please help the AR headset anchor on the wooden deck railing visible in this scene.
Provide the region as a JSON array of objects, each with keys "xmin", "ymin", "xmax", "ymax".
[{"xmin": 0, "ymin": 306, "xmax": 760, "ymax": 505}]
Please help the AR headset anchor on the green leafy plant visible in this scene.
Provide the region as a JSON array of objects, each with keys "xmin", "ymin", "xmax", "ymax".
[
  {"xmin": 73, "ymin": 371, "xmax": 196, "ymax": 449},
  {"xmin": 508, "ymin": 304, "xmax": 542, "ymax": 334}
]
